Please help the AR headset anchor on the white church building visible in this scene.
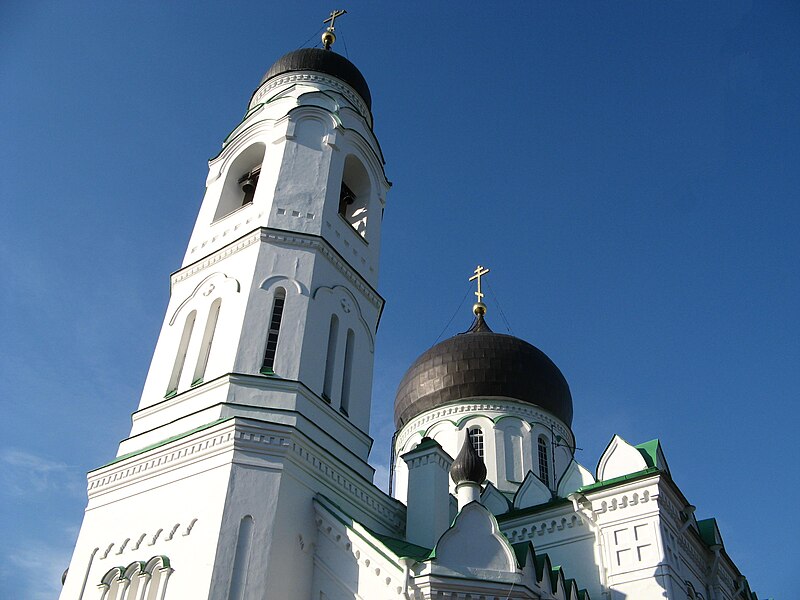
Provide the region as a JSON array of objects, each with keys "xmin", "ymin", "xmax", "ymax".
[{"xmin": 59, "ymin": 27, "xmax": 761, "ymax": 600}]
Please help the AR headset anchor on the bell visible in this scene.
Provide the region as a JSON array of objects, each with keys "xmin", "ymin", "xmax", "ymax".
[{"xmin": 240, "ymin": 177, "xmax": 257, "ymax": 194}]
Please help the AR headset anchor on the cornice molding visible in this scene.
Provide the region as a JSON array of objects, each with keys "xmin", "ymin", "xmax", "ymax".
[
  {"xmin": 172, "ymin": 228, "xmax": 384, "ymax": 311},
  {"xmin": 262, "ymin": 229, "xmax": 383, "ymax": 310},
  {"xmin": 89, "ymin": 418, "xmax": 404, "ymax": 532}
]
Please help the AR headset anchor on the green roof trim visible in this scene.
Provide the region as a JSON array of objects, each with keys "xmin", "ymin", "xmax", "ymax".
[
  {"xmin": 635, "ymin": 439, "xmax": 661, "ymax": 469},
  {"xmin": 578, "ymin": 466, "xmax": 660, "ymax": 493},
  {"xmin": 410, "ymin": 437, "xmax": 441, "ymax": 453},
  {"xmin": 100, "ymin": 417, "xmax": 233, "ymax": 468},
  {"xmin": 314, "ymin": 495, "xmax": 421, "ymax": 567},
  {"xmin": 368, "ymin": 531, "xmax": 431, "ymax": 562},
  {"xmin": 497, "ymin": 496, "xmax": 572, "ymax": 521}
]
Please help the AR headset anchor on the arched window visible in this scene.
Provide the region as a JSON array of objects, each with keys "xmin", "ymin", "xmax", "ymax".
[
  {"xmin": 538, "ymin": 436, "xmax": 550, "ymax": 485},
  {"xmin": 214, "ymin": 143, "xmax": 266, "ymax": 221},
  {"xmin": 468, "ymin": 427, "xmax": 484, "ymax": 458},
  {"xmin": 338, "ymin": 155, "xmax": 370, "ymax": 238},
  {"xmin": 261, "ymin": 288, "xmax": 285, "ymax": 374},
  {"xmin": 322, "ymin": 314, "xmax": 339, "ymax": 402},
  {"xmin": 192, "ymin": 298, "xmax": 221, "ymax": 385},
  {"xmin": 166, "ymin": 310, "xmax": 196, "ymax": 397},
  {"xmin": 99, "ymin": 556, "xmax": 171, "ymax": 600},
  {"xmin": 339, "ymin": 329, "xmax": 355, "ymax": 416}
]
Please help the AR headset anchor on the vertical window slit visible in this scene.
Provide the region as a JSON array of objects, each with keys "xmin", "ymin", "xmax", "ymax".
[
  {"xmin": 322, "ymin": 314, "xmax": 339, "ymax": 402},
  {"xmin": 538, "ymin": 436, "xmax": 550, "ymax": 485},
  {"xmin": 261, "ymin": 289, "xmax": 285, "ymax": 374}
]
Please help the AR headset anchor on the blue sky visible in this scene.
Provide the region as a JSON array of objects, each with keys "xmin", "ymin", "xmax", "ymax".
[{"xmin": 1, "ymin": 1, "xmax": 798, "ymax": 598}]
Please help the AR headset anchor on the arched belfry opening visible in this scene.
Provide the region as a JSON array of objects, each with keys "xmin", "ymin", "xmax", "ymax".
[
  {"xmin": 338, "ymin": 155, "xmax": 371, "ymax": 238},
  {"xmin": 214, "ymin": 143, "xmax": 266, "ymax": 221}
]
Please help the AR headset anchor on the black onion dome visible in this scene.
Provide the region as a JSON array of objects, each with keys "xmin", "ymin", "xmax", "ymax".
[
  {"xmin": 260, "ymin": 48, "xmax": 372, "ymax": 109},
  {"xmin": 394, "ymin": 315, "xmax": 573, "ymax": 428},
  {"xmin": 450, "ymin": 436, "xmax": 487, "ymax": 485}
]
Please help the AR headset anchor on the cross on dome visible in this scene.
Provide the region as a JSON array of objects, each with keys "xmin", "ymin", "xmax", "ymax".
[
  {"xmin": 469, "ymin": 264, "xmax": 490, "ymax": 316},
  {"xmin": 322, "ymin": 9, "xmax": 347, "ymax": 50}
]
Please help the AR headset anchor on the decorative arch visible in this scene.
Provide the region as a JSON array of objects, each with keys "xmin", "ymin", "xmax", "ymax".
[
  {"xmin": 493, "ymin": 414, "xmax": 532, "ymax": 431},
  {"xmin": 311, "ymin": 285, "xmax": 374, "ymax": 352},
  {"xmin": 259, "ymin": 275, "xmax": 308, "ymax": 297},
  {"xmin": 99, "ymin": 556, "xmax": 172, "ymax": 600},
  {"xmin": 169, "ymin": 272, "xmax": 240, "ymax": 326}
]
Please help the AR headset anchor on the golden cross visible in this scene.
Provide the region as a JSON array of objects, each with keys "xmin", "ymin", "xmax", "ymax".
[
  {"xmin": 323, "ymin": 9, "xmax": 347, "ymax": 30},
  {"xmin": 469, "ymin": 265, "xmax": 490, "ymax": 303}
]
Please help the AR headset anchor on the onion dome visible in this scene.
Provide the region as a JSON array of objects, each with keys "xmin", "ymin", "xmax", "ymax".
[
  {"xmin": 260, "ymin": 48, "xmax": 372, "ymax": 110},
  {"xmin": 450, "ymin": 435, "xmax": 487, "ymax": 485},
  {"xmin": 394, "ymin": 314, "xmax": 573, "ymax": 428}
]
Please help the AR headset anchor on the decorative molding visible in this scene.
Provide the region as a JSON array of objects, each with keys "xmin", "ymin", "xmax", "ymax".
[
  {"xmin": 90, "ymin": 419, "xmax": 404, "ymax": 533},
  {"xmin": 176, "ymin": 228, "xmax": 384, "ymax": 311},
  {"xmin": 176, "ymin": 230, "xmax": 262, "ymax": 286},
  {"xmin": 168, "ymin": 272, "xmax": 240, "ymax": 325},
  {"xmin": 312, "ymin": 284, "xmax": 376, "ymax": 350},
  {"xmin": 313, "ymin": 501, "xmax": 405, "ymax": 596},
  {"xmin": 504, "ymin": 513, "xmax": 586, "ymax": 544},
  {"xmin": 263, "ymin": 230, "xmax": 382, "ymax": 310},
  {"xmin": 594, "ymin": 490, "xmax": 652, "ymax": 514},
  {"xmin": 96, "ymin": 520, "xmax": 197, "ymax": 563}
]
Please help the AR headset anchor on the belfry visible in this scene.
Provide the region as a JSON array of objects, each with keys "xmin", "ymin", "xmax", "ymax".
[{"xmin": 60, "ymin": 21, "xmax": 760, "ymax": 600}]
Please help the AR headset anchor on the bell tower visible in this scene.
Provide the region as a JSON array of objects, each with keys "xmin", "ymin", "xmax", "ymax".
[{"xmin": 60, "ymin": 27, "xmax": 401, "ymax": 600}]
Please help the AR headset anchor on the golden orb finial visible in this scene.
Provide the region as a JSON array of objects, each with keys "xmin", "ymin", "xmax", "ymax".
[
  {"xmin": 473, "ymin": 301, "xmax": 487, "ymax": 316},
  {"xmin": 322, "ymin": 9, "xmax": 347, "ymax": 50},
  {"xmin": 321, "ymin": 30, "xmax": 336, "ymax": 49}
]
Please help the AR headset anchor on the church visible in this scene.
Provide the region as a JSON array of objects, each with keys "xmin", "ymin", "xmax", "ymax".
[{"xmin": 59, "ymin": 20, "xmax": 760, "ymax": 600}]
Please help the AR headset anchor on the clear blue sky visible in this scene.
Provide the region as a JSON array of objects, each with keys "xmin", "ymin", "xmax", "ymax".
[{"xmin": 2, "ymin": 2, "xmax": 798, "ymax": 598}]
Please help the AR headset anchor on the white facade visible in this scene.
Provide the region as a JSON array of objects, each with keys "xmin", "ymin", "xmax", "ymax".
[{"xmin": 59, "ymin": 46, "xmax": 760, "ymax": 600}]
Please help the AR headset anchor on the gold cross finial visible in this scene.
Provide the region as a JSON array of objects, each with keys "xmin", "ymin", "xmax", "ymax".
[
  {"xmin": 322, "ymin": 9, "xmax": 347, "ymax": 49},
  {"xmin": 469, "ymin": 265, "xmax": 490, "ymax": 315},
  {"xmin": 324, "ymin": 9, "xmax": 347, "ymax": 29}
]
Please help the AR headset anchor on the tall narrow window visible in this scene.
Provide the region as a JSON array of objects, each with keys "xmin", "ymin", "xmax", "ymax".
[
  {"xmin": 538, "ymin": 436, "xmax": 550, "ymax": 485},
  {"xmin": 167, "ymin": 310, "xmax": 196, "ymax": 396},
  {"xmin": 339, "ymin": 329, "xmax": 354, "ymax": 416},
  {"xmin": 261, "ymin": 289, "xmax": 285, "ymax": 374},
  {"xmin": 322, "ymin": 314, "xmax": 339, "ymax": 402},
  {"xmin": 468, "ymin": 427, "xmax": 484, "ymax": 458},
  {"xmin": 192, "ymin": 299, "xmax": 221, "ymax": 385}
]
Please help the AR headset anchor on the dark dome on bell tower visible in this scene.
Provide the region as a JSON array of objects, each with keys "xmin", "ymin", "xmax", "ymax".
[{"xmin": 260, "ymin": 48, "xmax": 372, "ymax": 110}]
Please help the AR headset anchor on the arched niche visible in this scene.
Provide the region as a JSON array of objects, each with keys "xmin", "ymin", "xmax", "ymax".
[
  {"xmin": 338, "ymin": 154, "xmax": 372, "ymax": 239},
  {"xmin": 214, "ymin": 143, "xmax": 266, "ymax": 221}
]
